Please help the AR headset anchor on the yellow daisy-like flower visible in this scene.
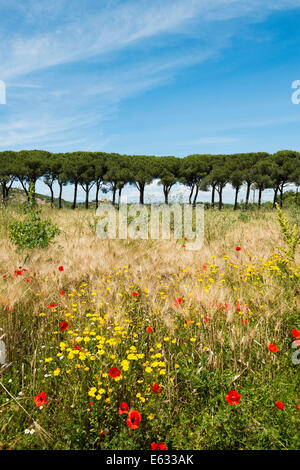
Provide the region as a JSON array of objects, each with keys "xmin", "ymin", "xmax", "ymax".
[
  {"xmin": 121, "ymin": 360, "xmax": 129, "ymax": 371},
  {"xmin": 88, "ymin": 387, "xmax": 97, "ymax": 397}
]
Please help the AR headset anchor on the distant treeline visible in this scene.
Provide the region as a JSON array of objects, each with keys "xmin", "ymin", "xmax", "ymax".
[{"xmin": 0, "ymin": 150, "xmax": 299, "ymax": 209}]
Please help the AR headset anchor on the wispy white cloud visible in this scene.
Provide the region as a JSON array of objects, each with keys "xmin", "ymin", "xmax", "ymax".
[
  {"xmin": 1, "ymin": 0, "xmax": 300, "ymax": 80},
  {"xmin": 1, "ymin": 0, "xmax": 300, "ymax": 150}
]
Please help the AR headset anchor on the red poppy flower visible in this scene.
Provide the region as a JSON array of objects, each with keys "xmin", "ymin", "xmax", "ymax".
[
  {"xmin": 268, "ymin": 344, "xmax": 279, "ymax": 352},
  {"xmin": 47, "ymin": 303, "xmax": 57, "ymax": 309},
  {"xmin": 58, "ymin": 266, "xmax": 64, "ymax": 272},
  {"xmin": 60, "ymin": 321, "xmax": 68, "ymax": 331},
  {"xmin": 151, "ymin": 383, "xmax": 162, "ymax": 395},
  {"xmin": 74, "ymin": 343, "xmax": 82, "ymax": 351},
  {"xmin": 126, "ymin": 410, "xmax": 141, "ymax": 429},
  {"xmin": 235, "ymin": 246, "xmax": 241, "ymax": 251},
  {"xmin": 275, "ymin": 401, "xmax": 285, "ymax": 410},
  {"xmin": 182, "ymin": 244, "xmax": 186, "ymax": 248},
  {"xmin": 60, "ymin": 290, "xmax": 65, "ymax": 295},
  {"xmin": 225, "ymin": 389, "xmax": 241, "ymax": 405},
  {"xmin": 108, "ymin": 367, "xmax": 121, "ymax": 379},
  {"xmin": 25, "ymin": 277, "xmax": 32, "ymax": 284},
  {"xmin": 132, "ymin": 292, "xmax": 139, "ymax": 297},
  {"xmin": 291, "ymin": 329, "xmax": 300, "ymax": 339},
  {"xmin": 242, "ymin": 319, "xmax": 248, "ymax": 324},
  {"xmin": 118, "ymin": 402, "xmax": 129, "ymax": 414},
  {"xmin": 202, "ymin": 265, "xmax": 207, "ymax": 270},
  {"xmin": 296, "ymin": 405, "xmax": 300, "ymax": 410},
  {"xmin": 34, "ymin": 392, "xmax": 48, "ymax": 407},
  {"xmin": 147, "ymin": 326, "xmax": 153, "ymax": 333},
  {"xmin": 236, "ymin": 302, "xmax": 241, "ymax": 312},
  {"xmin": 152, "ymin": 442, "xmax": 167, "ymax": 450},
  {"xmin": 13, "ymin": 270, "xmax": 23, "ymax": 277},
  {"xmin": 174, "ymin": 297, "xmax": 182, "ymax": 306},
  {"xmin": 204, "ymin": 317, "xmax": 210, "ymax": 323}
]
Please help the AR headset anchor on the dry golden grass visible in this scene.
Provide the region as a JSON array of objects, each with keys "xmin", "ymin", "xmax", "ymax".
[{"xmin": 0, "ymin": 206, "xmax": 298, "ymax": 314}]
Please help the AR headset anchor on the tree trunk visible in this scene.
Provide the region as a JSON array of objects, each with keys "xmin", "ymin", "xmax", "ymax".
[
  {"xmin": 218, "ymin": 188, "xmax": 223, "ymax": 211},
  {"xmin": 258, "ymin": 188, "xmax": 262, "ymax": 208},
  {"xmin": 118, "ymin": 187, "xmax": 122, "ymax": 209},
  {"xmin": 72, "ymin": 181, "xmax": 78, "ymax": 210},
  {"xmin": 58, "ymin": 183, "xmax": 63, "ymax": 209},
  {"xmin": 112, "ymin": 187, "xmax": 117, "ymax": 205},
  {"xmin": 192, "ymin": 185, "xmax": 199, "ymax": 207},
  {"xmin": 279, "ymin": 184, "xmax": 284, "ymax": 208},
  {"xmin": 245, "ymin": 182, "xmax": 251, "ymax": 209},
  {"xmin": 234, "ymin": 187, "xmax": 239, "ymax": 211},
  {"xmin": 20, "ymin": 179, "xmax": 29, "ymax": 198},
  {"xmin": 85, "ymin": 183, "xmax": 89, "ymax": 209},
  {"xmin": 95, "ymin": 182, "xmax": 100, "ymax": 209},
  {"xmin": 273, "ymin": 187, "xmax": 278, "ymax": 208},
  {"xmin": 139, "ymin": 183, "xmax": 145, "ymax": 205},
  {"xmin": 163, "ymin": 186, "xmax": 169, "ymax": 205},
  {"xmin": 211, "ymin": 185, "xmax": 215, "ymax": 209},
  {"xmin": 50, "ymin": 185, "xmax": 54, "ymax": 207},
  {"xmin": 296, "ymin": 187, "xmax": 299, "ymax": 205},
  {"xmin": 189, "ymin": 185, "xmax": 194, "ymax": 205}
]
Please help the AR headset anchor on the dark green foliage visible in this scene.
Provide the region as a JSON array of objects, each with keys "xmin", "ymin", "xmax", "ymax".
[
  {"xmin": 0, "ymin": 149, "xmax": 300, "ymax": 209},
  {"xmin": 8, "ymin": 183, "xmax": 60, "ymax": 249}
]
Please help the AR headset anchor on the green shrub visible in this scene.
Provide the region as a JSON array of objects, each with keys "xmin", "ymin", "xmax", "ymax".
[
  {"xmin": 276, "ymin": 203, "xmax": 300, "ymax": 261},
  {"xmin": 8, "ymin": 182, "xmax": 60, "ymax": 249}
]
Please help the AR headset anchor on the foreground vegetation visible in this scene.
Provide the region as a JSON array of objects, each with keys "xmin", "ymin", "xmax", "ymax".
[{"xmin": 0, "ymin": 204, "xmax": 299, "ymax": 450}]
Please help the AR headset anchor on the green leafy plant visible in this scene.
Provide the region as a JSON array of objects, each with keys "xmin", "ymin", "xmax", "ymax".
[
  {"xmin": 9, "ymin": 182, "xmax": 60, "ymax": 249},
  {"xmin": 275, "ymin": 202, "xmax": 300, "ymax": 261}
]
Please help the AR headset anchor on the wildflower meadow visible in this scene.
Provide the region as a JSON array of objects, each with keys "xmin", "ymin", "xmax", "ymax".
[{"xmin": 0, "ymin": 204, "xmax": 299, "ymax": 450}]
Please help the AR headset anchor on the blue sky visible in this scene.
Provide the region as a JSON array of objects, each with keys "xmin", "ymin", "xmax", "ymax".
[{"xmin": 0, "ymin": 0, "xmax": 300, "ymax": 202}]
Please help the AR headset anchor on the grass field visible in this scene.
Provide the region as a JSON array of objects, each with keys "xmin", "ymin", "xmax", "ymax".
[{"xmin": 0, "ymin": 204, "xmax": 299, "ymax": 450}]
